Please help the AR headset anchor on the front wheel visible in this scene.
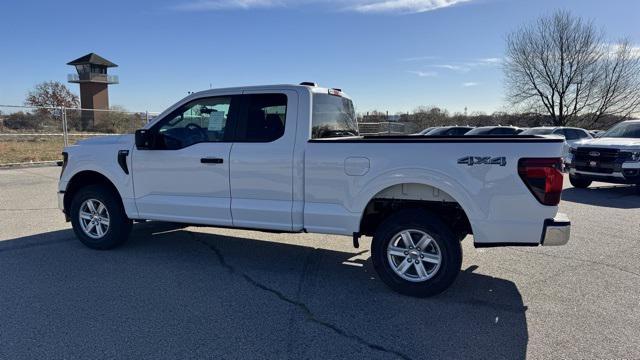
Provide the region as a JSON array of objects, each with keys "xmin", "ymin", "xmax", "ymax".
[
  {"xmin": 569, "ymin": 175, "xmax": 592, "ymax": 189},
  {"xmin": 70, "ymin": 184, "xmax": 132, "ymax": 250},
  {"xmin": 371, "ymin": 209, "xmax": 462, "ymax": 297}
]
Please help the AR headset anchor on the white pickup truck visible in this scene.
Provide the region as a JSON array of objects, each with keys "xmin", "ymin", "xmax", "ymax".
[
  {"xmin": 58, "ymin": 84, "xmax": 570, "ymax": 297},
  {"xmin": 566, "ymin": 120, "xmax": 640, "ymax": 189}
]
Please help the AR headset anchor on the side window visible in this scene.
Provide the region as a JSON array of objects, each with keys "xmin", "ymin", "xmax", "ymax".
[
  {"xmin": 577, "ymin": 129, "xmax": 591, "ymax": 139},
  {"xmin": 564, "ymin": 129, "xmax": 579, "ymax": 140},
  {"xmin": 236, "ymin": 93, "xmax": 287, "ymax": 142},
  {"xmin": 154, "ymin": 96, "xmax": 236, "ymax": 150}
]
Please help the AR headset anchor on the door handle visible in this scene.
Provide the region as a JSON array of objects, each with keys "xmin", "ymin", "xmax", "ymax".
[{"xmin": 201, "ymin": 157, "xmax": 224, "ymax": 164}]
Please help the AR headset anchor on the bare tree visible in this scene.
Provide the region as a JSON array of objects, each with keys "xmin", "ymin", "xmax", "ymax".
[
  {"xmin": 25, "ymin": 81, "xmax": 79, "ymax": 109},
  {"xmin": 504, "ymin": 10, "xmax": 640, "ymax": 126}
]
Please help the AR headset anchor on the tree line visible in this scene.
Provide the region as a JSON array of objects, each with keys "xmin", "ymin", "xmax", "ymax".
[{"xmin": 358, "ymin": 106, "xmax": 626, "ymax": 132}]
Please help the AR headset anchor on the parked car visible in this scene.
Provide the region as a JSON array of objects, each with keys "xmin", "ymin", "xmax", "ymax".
[
  {"xmin": 58, "ymin": 84, "xmax": 571, "ymax": 297},
  {"xmin": 465, "ymin": 126, "xmax": 524, "ymax": 135},
  {"xmin": 520, "ymin": 127, "xmax": 592, "ymax": 163},
  {"xmin": 566, "ymin": 120, "xmax": 640, "ymax": 189},
  {"xmin": 424, "ymin": 126, "xmax": 474, "ymax": 136},
  {"xmin": 415, "ymin": 127, "xmax": 437, "ymax": 135}
]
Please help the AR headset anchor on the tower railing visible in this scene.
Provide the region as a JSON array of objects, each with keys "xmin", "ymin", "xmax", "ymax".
[{"xmin": 67, "ymin": 73, "xmax": 119, "ymax": 84}]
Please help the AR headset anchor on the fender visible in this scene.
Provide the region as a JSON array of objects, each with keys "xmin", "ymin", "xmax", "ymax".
[{"xmin": 62, "ymin": 160, "xmax": 138, "ymax": 219}]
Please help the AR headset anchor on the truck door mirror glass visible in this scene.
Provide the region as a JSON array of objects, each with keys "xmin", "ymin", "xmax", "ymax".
[{"xmin": 135, "ymin": 129, "xmax": 155, "ymax": 150}]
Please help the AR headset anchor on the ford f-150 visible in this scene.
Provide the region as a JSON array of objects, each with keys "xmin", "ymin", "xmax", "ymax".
[{"xmin": 58, "ymin": 84, "xmax": 571, "ymax": 297}]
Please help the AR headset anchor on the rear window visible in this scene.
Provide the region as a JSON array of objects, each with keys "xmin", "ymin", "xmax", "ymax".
[{"xmin": 311, "ymin": 94, "xmax": 358, "ymax": 139}]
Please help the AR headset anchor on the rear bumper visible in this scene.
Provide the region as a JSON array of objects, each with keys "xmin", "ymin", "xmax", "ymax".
[{"xmin": 541, "ymin": 213, "xmax": 571, "ymax": 246}]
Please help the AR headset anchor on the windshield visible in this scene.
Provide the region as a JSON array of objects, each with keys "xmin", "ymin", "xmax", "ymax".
[
  {"xmin": 520, "ymin": 128, "xmax": 555, "ymax": 135},
  {"xmin": 602, "ymin": 122, "xmax": 640, "ymax": 138},
  {"xmin": 312, "ymin": 94, "xmax": 358, "ymax": 139}
]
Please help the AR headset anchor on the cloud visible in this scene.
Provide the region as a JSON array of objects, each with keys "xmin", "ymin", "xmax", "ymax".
[
  {"xmin": 432, "ymin": 64, "xmax": 471, "ymax": 72},
  {"xmin": 462, "ymin": 82, "xmax": 478, "ymax": 87},
  {"xmin": 477, "ymin": 57, "xmax": 502, "ymax": 64},
  {"xmin": 172, "ymin": 0, "xmax": 474, "ymax": 13},
  {"xmin": 350, "ymin": 0, "xmax": 473, "ymax": 13},
  {"xmin": 407, "ymin": 70, "xmax": 438, "ymax": 77},
  {"xmin": 606, "ymin": 43, "xmax": 640, "ymax": 59}
]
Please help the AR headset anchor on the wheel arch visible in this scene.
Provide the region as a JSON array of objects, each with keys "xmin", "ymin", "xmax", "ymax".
[
  {"xmin": 357, "ymin": 180, "xmax": 476, "ymax": 239},
  {"xmin": 63, "ymin": 170, "xmax": 125, "ymax": 216}
]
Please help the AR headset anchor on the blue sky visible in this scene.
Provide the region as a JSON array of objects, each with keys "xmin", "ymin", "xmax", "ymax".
[{"xmin": 0, "ymin": 0, "xmax": 638, "ymax": 114}]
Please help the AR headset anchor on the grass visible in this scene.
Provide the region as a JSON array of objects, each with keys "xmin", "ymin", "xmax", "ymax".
[{"xmin": 0, "ymin": 136, "xmax": 88, "ymax": 164}]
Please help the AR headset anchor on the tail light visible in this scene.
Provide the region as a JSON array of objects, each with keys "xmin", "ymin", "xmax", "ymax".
[{"xmin": 518, "ymin": 158, "xmax": 564, "ymax": 206}]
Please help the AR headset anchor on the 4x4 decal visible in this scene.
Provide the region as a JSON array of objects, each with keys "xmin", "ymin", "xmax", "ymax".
[{"xmin": 458, "ymin": 156, "xmax": 507, "ymax": 167}]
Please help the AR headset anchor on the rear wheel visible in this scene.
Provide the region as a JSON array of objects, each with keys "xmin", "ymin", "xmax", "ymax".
[
  {"xmin": 70, "ymin": 184, "xmax": 132, "ymax": 250},
  {"xmin": 371, "ymin": 209, "xmax": 462, "ymax": 297},
  {"xmin": 569, "ymin": 175, "xmax": 592, "ymax": 189}
]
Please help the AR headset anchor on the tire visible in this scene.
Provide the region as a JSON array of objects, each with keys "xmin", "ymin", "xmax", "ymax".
[
  {"xmin": 569, "ymin": 175, "xmax": 592, "ymax": 189},
  {"xmin": 371, "ymin": 209, "xmax": 462, "ymax": 297},
  {"xmin": 69, "ymin": 184, "xmax": 132, "ymax": 250}
]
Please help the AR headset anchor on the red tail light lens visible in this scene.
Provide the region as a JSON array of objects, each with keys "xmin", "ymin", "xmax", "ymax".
[{"xmin": 518, "ymin": 158, "xmax": 564, "ymax": 206}]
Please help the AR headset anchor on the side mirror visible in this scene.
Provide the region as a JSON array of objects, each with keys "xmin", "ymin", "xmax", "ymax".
[{"xmin": 135, "ymin": 129, "xmax": 155, "ymax": 150}]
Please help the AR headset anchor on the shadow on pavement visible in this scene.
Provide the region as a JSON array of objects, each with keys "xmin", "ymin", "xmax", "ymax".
[
  {"xmin": 0, "ymin": 222, "xmax": 528, "ymax": 360},
  {"xmin": 562, "ymin": 184, "xmax": 639, "ymax": 208}
]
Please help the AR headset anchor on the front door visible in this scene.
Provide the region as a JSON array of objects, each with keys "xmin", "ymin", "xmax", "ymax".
[{"xmin": 132, "ymin": 95, "xmax": 240, "ymax": 226}]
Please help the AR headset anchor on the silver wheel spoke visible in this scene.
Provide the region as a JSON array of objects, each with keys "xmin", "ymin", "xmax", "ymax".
[
  {"xmin": 421, "ymin": 252, "xmax": 441, "ymax": 264},
  {"xmin": 79, "ymin": 211, "xmax": 92, "ymax": 220},
  {"xmin": 388, "ymin": 246, "xmax": 407, "ymax": 257},
  {"xmin": 400, "ymin": 231, "xmax": 415, "ymax": 248},
  {"xmin": 396, "ymin": 259, "xmax": 413, "ymax": 274},
  {"xmin": 415, "ymin": 235, "xmax": 432, "ymax": 250},
  {"xmin": 86, "ymin": 200, "xmax": 97, "ymax": 213},
  {"xmin": 95, "ymin": 223, "xmax": 104, "ymax": 237},
  {"xmin": 85, "ymin": 221, "xmax": 96, "ymax": 233},
  {"xmin": 97, "ymin": 203, "xmax": 105, "ymax": 215},
  {"xmin": 415, "ymin": 262, "xmax": 429, "ymax": 278},
  {"xmin": 99, "ymin": 217, "xmax": 109, "ymax": 226}
]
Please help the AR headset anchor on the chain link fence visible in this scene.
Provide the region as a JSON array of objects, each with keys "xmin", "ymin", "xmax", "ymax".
[
  {"xmin": 357, "ymin": 121, "xmax": 417, "ymax": 136},
  {"xmin": 0, "ymin": 105, "xmax": 158, "ymax": 166}
]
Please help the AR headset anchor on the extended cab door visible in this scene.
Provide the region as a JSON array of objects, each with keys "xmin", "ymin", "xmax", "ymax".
[
  {"xmin": 131, "ymin": 95, "xmax": 240, "ymax": 226},
  {"xmin": 229, "ymin": 90, "xmax": 298, "ymax": 231}
]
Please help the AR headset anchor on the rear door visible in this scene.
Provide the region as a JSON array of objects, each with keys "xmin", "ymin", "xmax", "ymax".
[{"xmin": 229, "ymin": 90, "xmax": 299, "ymax": 231}]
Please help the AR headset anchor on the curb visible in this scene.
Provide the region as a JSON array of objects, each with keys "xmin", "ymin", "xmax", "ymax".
[{"xmin": 0, "ymin": 160, "xmax": 62, "ymax": 169}]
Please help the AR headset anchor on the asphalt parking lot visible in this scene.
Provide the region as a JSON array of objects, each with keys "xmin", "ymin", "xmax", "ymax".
[{"xmin": 1, "ymin": 166, "xmax": 638, "ymax": 359}]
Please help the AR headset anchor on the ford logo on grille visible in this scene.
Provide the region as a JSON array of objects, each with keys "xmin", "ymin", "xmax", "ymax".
[{"xmin": 589, "ymin": 151, "xmax": 601, "ymax": 157}]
